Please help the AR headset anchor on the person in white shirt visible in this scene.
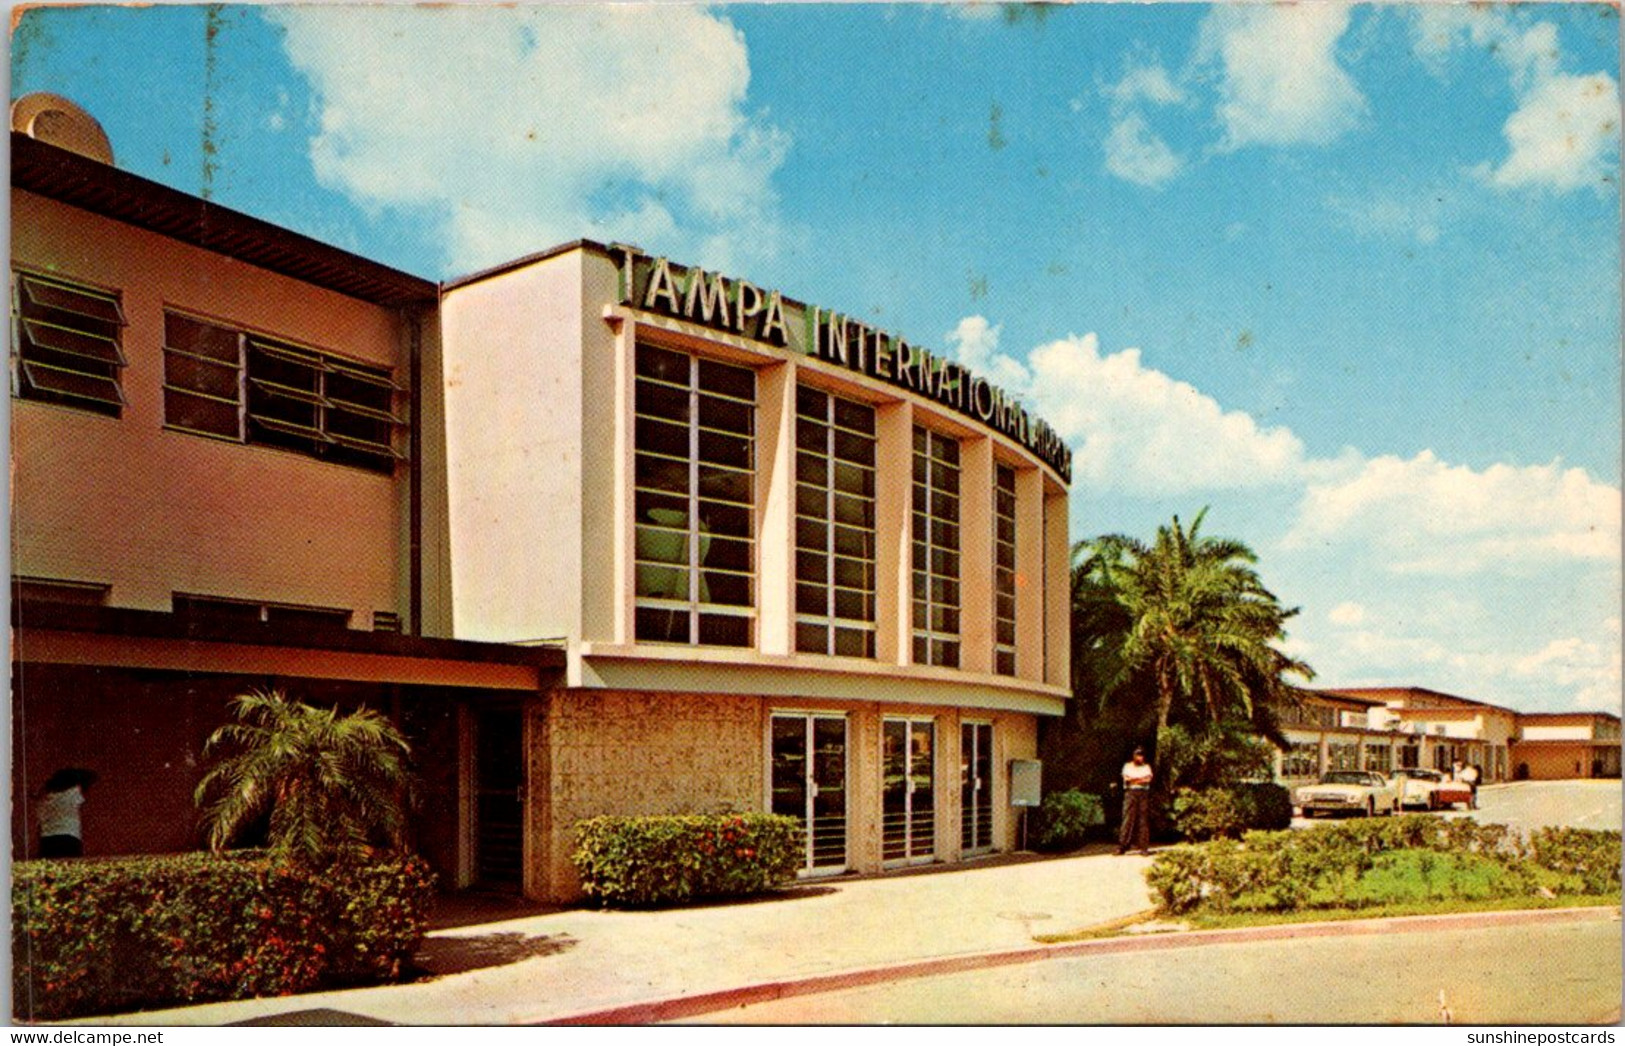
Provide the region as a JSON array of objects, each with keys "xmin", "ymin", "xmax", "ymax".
[
  {"xmin": 1118, "ymin": 747, "xmax": 1153, "ymax": 856},
  {"xmin": 1460, "ymin": 762, "xmax": 1480, "ymax": 809},
  {"xmin": 36, "ymin": 768, "xmax": 93, "ymax": 858}
]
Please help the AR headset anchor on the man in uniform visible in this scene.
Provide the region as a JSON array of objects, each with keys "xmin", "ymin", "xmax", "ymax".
[{"xmin": 1118, "ymin": 747, "xmax": 1153, "ymax": 856}]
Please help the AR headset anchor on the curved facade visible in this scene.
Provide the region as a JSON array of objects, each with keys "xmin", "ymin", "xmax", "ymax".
[{"xmin": 433, "ymin": 242, "xmax": 1073, "ymax": 896}]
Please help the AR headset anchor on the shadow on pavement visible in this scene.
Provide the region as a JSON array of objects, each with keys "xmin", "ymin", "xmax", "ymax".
[{"xmin": 412, "ymin": 931, "xmax": 578, "ymax": 979}]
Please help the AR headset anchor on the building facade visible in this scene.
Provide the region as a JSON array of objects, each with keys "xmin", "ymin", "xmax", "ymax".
[
  {"xmin": 1511, "ymin": 713, "xmax": 1622, "ymax": 780},
  {"xmin": 1279, "ymin": 687, "xmax": 1519, "ymax": 785},
  {"xmin": 11, "ymin": 106, "xmax": 1074, "ymax": 901}
]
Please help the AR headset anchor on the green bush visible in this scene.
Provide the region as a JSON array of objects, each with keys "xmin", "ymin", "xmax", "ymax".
[
  {"xmin": 1032, "ymin": 790, "xmax": 1105, "ymax": 852},
  {"xmin": 1527, "ymin": 827, "xmax": 1623, "ymax": 895},
  {"xmin": 1146, "ymin": 816, "xmax": 1617, "ymax": 918},
  {"xmin": 572, "ymin": 813, "xmax": 802, "ymax": 907},
  {"xmin": 12, "ymin": 851, "xmax": 434, "ymax": 1021},
  {"xmin": 1169, "ymin": 783, "xmax": 1294, "ymax": 841}
]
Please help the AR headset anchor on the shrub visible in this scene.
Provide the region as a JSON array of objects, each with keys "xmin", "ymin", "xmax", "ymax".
[
  {"xmin": 1527, "ymin": 828, "xmax": 1622, "ymax": 895},
  {"xmin": 12, "ymin": 851, "xmax": 433, "ymax": 1021},
  {"xmin": 1032, "ymin": 791, "xmax": 1105, "ymax": 852},
  {"xmin": 1146, "ymin": 816, "xmax": 1618, "ymax": 918},
  {"xmin": 572, "ymin": 813, "xmax": 802, "ymax": 907},
  {"xmin": 1169, "ymin": 783, "xmax": 1294, "ymax": 841}
]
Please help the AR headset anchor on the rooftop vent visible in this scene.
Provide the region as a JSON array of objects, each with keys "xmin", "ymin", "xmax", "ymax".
[{"xmin": 11, "ymin": 92, "xmax": 113, "ymax": 164}]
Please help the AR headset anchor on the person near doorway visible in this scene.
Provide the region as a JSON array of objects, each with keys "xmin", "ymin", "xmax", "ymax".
[
  {"xmin": 37, "ymin": 767, "xmax": 95, "ymax": 858},
  {"xmin": 1118, "ymin": 747, "xmax": 1153, "ymax": 856}
]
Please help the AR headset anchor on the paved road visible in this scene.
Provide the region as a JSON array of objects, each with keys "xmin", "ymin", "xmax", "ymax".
[
  {"xmin": 702, "ymin": 915, "xmax": 1623, "ymax": 1025},
  {"xmin": 1292, "ymin": 778, "xmax": 1621, "ymax": 834}
]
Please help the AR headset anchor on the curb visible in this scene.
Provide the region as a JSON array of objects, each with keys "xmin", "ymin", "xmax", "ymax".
[{"xmin": 542, "ymin": 905, "xmax": 1621, "ymax": 1025}]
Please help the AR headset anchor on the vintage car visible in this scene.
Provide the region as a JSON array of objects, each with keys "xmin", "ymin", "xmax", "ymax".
[
  {"xmin": 1390, "ymin": 767, "xmax": 1474, "ymax": 811},
  {"xmin": 1294, "ymin": 770, "xmax": 1401, "ymax": 818}
]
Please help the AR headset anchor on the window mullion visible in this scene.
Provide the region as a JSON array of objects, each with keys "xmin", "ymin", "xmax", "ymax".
[{"xmin": 688, "ymin": 359, "xmax": 700, "ymax": 637}]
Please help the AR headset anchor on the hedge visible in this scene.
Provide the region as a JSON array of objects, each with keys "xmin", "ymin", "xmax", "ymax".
[
  {"xmin": 1146, "ymin": 816, "xmax": 1621, "ymax": 916},
  {"xmin": 1169, "ymin": 783, "xmax": 1293, "ymax": 840},
  {"xmin": 572, "ymin": 813, "xmax": 802, "ymax": 906},
  {"xmin": 12, "ymin": 851, "xmax": 434, "ymax": 1021}
]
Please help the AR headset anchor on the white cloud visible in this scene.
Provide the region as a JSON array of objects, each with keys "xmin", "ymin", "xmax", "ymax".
[
  {"xmin": 1328, "ymin": 602, "xmax": 1366, "ymax": 626},
  {"xmin": 1199, "ymin": 5, "xmax": 1365, "ymax": 150},
  {"xmin": 1283, "ymin": 451, "xmax": 1621, "ymax": 573},
  {"xmin": 1107, "ymin": 62, "xmax": 1186, "ymax": 108},
  {"xmin": 1408, "ymin": 8, "xmax": 1619, "ymax": 194},
  {"xmin": 960, "ymin": 330, "xmax": 1309, "ymax": 496},
  {"xmin": 269, "ymin": 6, "xmax": 788, "ymax": 274},
  {"xmin": 1323, "ymin": 185, "xmax": 1449, "ymax": 247},
  {"xmin": 1103, "ymin": 113, "xmax": 1183, "ymax": 188},
  {"xmin": 1486, "ymin": 71, "xmax": 1621, "ymax": 193}
]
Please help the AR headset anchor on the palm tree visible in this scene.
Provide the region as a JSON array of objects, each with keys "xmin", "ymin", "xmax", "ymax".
[
  {"xmin": 1097, "ymin": 509, "xmax": 1313, "ymax": 738},
  {"xmin": 195, "ymin": 688, "xmax": 414, "ymax": 866}
]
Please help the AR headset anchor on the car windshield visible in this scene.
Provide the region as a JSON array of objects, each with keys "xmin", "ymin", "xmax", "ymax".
[
  {"xmin": 1399, "ymin": 770, "xmax": 1441, "ymax": 781},
  {"xmin": 1320, "ymin": 772, "xmax": 1371, "ymax": 785}
]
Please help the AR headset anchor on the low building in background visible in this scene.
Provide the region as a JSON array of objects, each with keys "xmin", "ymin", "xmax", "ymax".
[{"xmin": 1511, "ymin": 712, "xmax": 1622, "ymax": 780}]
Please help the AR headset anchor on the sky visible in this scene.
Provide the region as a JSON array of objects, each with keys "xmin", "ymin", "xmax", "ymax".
[{"xmin": 11, "ymin": 2, "xmax": 1621, "ymax": 715}]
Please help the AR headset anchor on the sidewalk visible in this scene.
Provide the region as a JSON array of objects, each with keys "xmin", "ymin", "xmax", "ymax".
[{"xmin": 95, "ymin": 847, "xmax": 1159, "ymax": 1026}]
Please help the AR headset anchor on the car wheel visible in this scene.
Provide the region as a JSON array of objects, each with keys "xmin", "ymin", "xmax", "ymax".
[{"xmin": 1366, "ymin": 799, "xmax": 1375, "ymax": 817}]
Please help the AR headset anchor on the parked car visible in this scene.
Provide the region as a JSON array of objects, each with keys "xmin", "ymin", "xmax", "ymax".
[
  {"xmin": 1390, "ymin": 767, "xmax": 1473, "ymax": 810},
  {"xmin": 1294, "ymin": 770, "xmax": 1401, "ymax": 818}
]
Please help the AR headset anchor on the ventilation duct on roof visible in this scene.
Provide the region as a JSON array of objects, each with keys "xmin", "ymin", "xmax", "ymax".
[{"xmin": 11, "ymin": 92, "xmax": 113, "ymax": 165}]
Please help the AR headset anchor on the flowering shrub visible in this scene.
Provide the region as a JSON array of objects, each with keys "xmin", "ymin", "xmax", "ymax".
[
  {"xmin": 12, "ymin": 851, "xmax": 433, "ymax": 1021},
  {"xmin": 572, "ymin": 813, "xmax": 802, "ymax": 907}
]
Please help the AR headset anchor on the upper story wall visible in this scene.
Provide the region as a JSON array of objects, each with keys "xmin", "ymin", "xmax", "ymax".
[
  {"xmin": 436, "ymin": 243, "xmax": 1072, "ymax": 713},
  {"xmin": 11, "ymin": 189, "xmax": 414, "ymax": 628}
]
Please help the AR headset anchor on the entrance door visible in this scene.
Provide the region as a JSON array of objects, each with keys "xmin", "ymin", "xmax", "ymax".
[
  {"xmin": 475, "ymin": 705, "xmax": 524, "ymax": 889},
  {"xmin": 882, "ymin": 718, "xmax": 935, "ymax": 865},
  {"xmin": 961, "ymin": 722, "xmax": 993, "ymax": 854},
  {"xmin": 770, "ymin": 713, "xmax": 848, "ymax": 875}
]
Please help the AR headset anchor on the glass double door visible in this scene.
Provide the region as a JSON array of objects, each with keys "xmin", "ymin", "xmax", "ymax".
[
  {"xmin": 961, "ymin": 722, "xmax": 993, "ymax": 854},
  {"xmin": 883, "ymin": 718, "xmax": 936, "ymax": 865},
  {"xmin": 771, "ymin": 713, "xmax": 848, "ymax": 875}
]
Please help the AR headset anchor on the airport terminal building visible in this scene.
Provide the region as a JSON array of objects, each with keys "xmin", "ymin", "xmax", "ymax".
[{"xmin": 10, "ymin": 102, "xmax": 1073, "ymax": 900}]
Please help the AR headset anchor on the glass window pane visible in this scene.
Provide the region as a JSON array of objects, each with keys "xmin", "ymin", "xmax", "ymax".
[
  {"xmin": 797, "ymin": 623, "xmax": 830, "ymax": 654},
  {"xmin": 797, "ymin": 451, "xmax": 828, "ymax": 486},
  {"xmin": 635, "ymin": 453, "xmax": 689, "ymax": 494},
  {"xmin": 832, "ymin": 397, "xmax": 875, "ymax": 435},
  {"xmin": 833, "ymin": 588, "xmax": 872, "ymax": 622},
  {"xmin": 833, "ymin": 627, "xmax": 871, "ymax": 658},
  {"xmin": 698, "ymin": 500, "xmax": 751, "ymax": 538},
  {"xmin": 636, "ymin": 606, "xmax": 690, "ymax": 644},
  {"xmin": 165, "ymin": 352, "xmax": 239, "ymax": 400},
  {"xmin": 833, "ymin": 461, "xmax": 874, "ymax": 497},
  {"xmin": 636, "ymin": 380, "xmax": 689, "ymax": 423},
  {"xmin": 163, "ymin": 388, "xmax": 236, "ymax": 436},
  {"xmin": 796, "ymin": 550, "xmax": 829, "ymax": 583},
  {"xmin": 698, "ymin": 613, "xmax": 752, "ymax": 647},
  {"xmin": 702, "ymin": 535, "xmax": 752, "ymax": 573},
  {"xmin": 635, "ymin": 563, "xmax": 690, "ymax": 599},
  {"xmin": 636, "ymin": 416, "xmax": 689, "ymax": 457},
  {"xmin": 698, "ymin": 358, "xmax": 755, "ymax": 400},
  {"xmin": 832, "ymin": 428, "xmax": 875, "ymax": 467},
  {"xmin": 698, "ymin": 393, "xmax": 753, "ymax": 435},
  {"xmin": 636, "ymin": 489, "xmax": 688, "ymax": 528},
  {"xmin": 635, "ymin": 525, "xmax": 689, "ymax": 564},
  {"xmin": 796, "ymin": 516, "xmax": 829, "ymax": 552},
  {"xmin": 833, "ymin": 493, "xmax": 871, "ymax": 528},
  {"xmin": 698, "ymin": 465, "xmax": 752, "ymax": 504},
  {"xmin": 702, "ymin": 571, "xmax": 753, "ymax": 607},
  {"xmin": 698, "ymin": 429, "xmax": 751, "ymax": 469},
  {"xmin": 797, "ymin": 583, "xmax": 828, "ymax": 616},
  {"xmin": 796, "ymin": 419, "xmax": 828, "ymax": 453},
  {"xmin": 636, "ymin": 344, "xmax": 690, "ymax": 385},
  {"xmin": 796, "ymin": 484, "xmax": 828, "ymax": 520},
  {"xmin": 833, "ymin": 525, "xmax": 873, "ymax": 559},
  {"xmin": 796, "ymin": 384, "xmax": 827, "ymax": 419},
  {"xmin": 832, "ymin": 557, "xmax": 871, "ymax": 590}
]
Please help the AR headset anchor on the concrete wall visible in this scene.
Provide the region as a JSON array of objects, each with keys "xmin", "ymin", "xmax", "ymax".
[
  {"xmin": 438, "ymin": 251, "xmax": 587, "ymax": 644},
  {"xmin": 12, "ymin": 190, "xmax": 408, "ymax": 624},
  {"xmin": 1521, "ymin": 724, "xmax": 1591, "ymax": 742}
]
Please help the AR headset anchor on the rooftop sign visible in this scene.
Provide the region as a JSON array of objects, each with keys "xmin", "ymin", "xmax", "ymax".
[{"xmin": 611, "ymin": 245, "xmax": 1072, "ymax": 483}]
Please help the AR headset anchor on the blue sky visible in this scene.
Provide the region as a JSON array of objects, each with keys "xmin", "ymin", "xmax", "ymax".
[{"xmin": 12, "ymin": 3, "xmax": 1621, "ymax": 713}]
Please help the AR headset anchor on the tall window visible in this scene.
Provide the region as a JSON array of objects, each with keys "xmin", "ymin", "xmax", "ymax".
[
  {"xmin": 11, "ymin": 271, "xmax": 127, "ymax": 417},
  {"xmin": 633, "ymin": 343, "xmax": 756, "ymax": 648},
  {"xmin": 912, "ymin": 427, "xmax": 960, "ymax": 668},
  {"xmin": 794, "ymin": 386, "xmax": 877, "ymax": 658},
  {"xmin": 162, "ymin": 311, "xmax": 405, "ymax": 474},
  {"xmin": 993, "ymin": 464, "xmax": 1017, "ymax": 676}
]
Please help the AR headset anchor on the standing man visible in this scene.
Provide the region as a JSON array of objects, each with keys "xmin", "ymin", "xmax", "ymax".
[
  {"xmin": 1460, "ymin": 762, "xmax": 1480, "ymax": 809},
  {"xmin": 1118, "ymin": 747, "xmax": 1153, "ymax": 856}
]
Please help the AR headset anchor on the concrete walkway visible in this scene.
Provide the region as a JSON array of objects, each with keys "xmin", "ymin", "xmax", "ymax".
[{"xmin": 96, "ymin": 847, "xmax": 1159, "ymax": 1026}]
